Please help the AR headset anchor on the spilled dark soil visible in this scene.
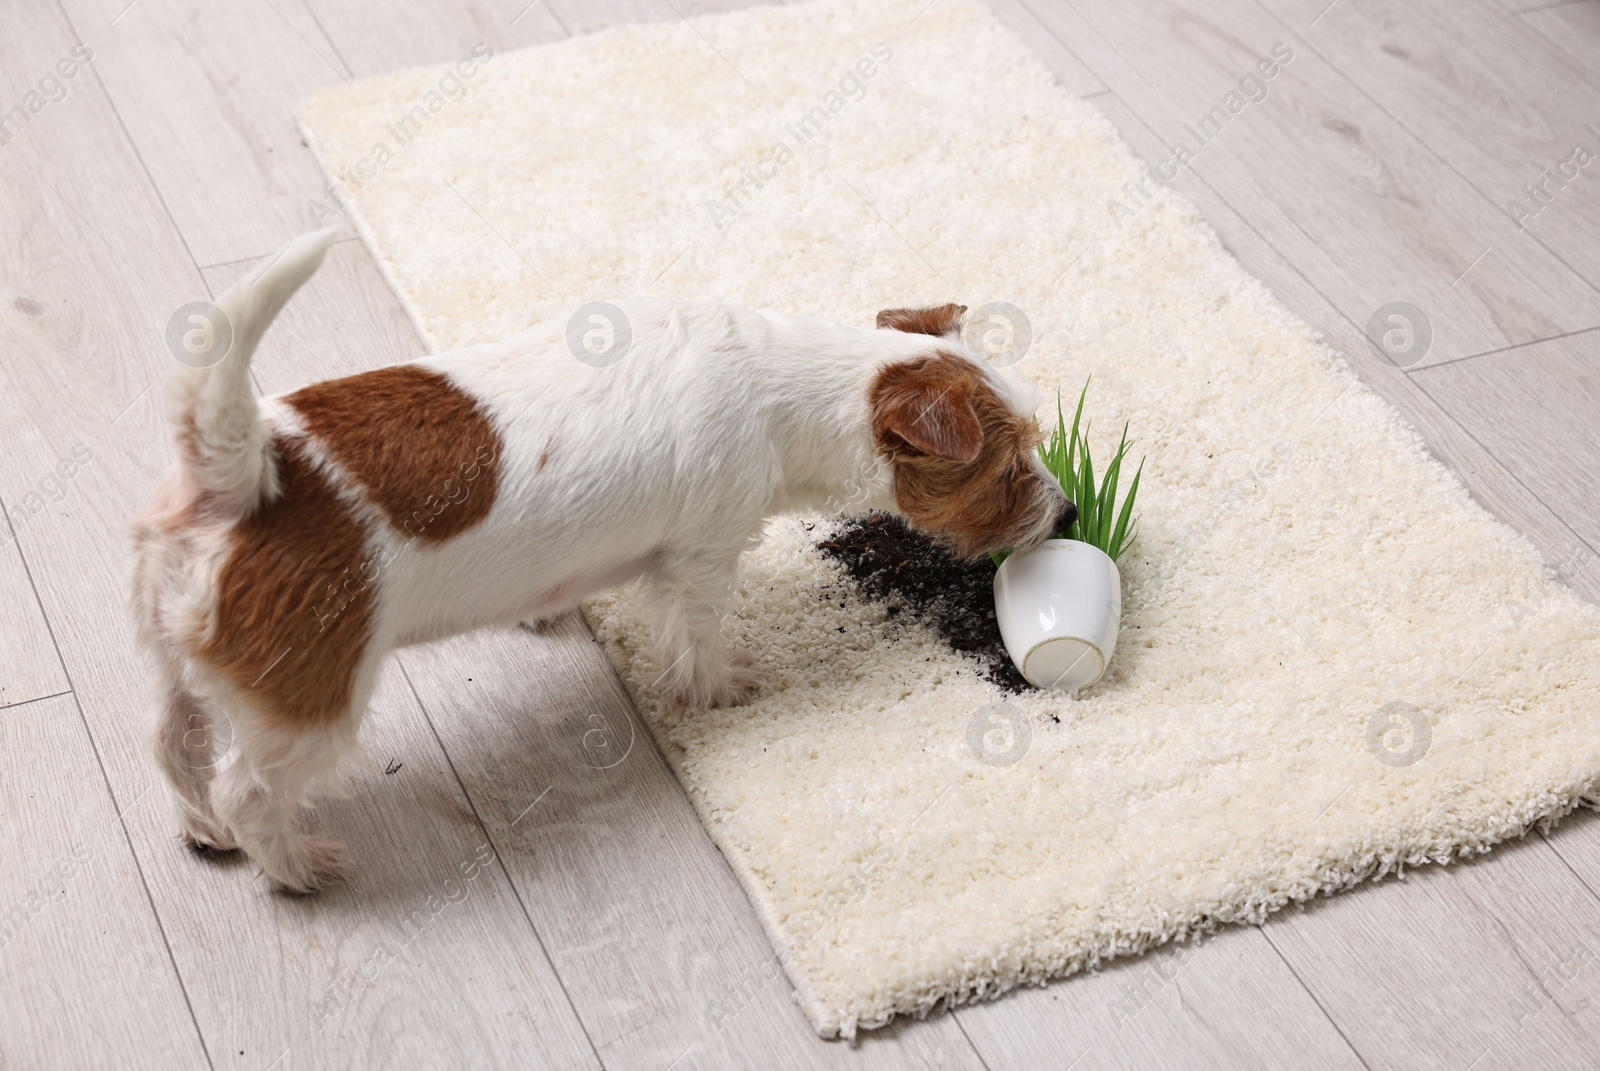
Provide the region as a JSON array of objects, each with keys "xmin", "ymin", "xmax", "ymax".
[{"xmin": 816, "ymin": 512, "xmax": 1032, "ymax": 693}]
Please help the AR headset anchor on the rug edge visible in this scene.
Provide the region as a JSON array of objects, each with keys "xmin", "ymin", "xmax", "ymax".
[
  {"xmin": 581, "ymin": 559, "xmax": 1600, "ymax": 1038},
  {"xmin": 294, "ymin": 0, "xmax": 1600, "ymax": 1040},
  {"xmin": 293, "ymin": 113, "xmax": 443, "ymax": 356}
]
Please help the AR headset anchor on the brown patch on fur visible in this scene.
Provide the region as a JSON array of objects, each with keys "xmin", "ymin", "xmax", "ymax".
[
  {"xmin": 876, "ymin": 304, "xmax": 967, "ymax": 338},
  {"xmin": 198, "ymin": 435, "xmax": 372, "ymax": 728},
  {"xmin": 871, "ymin": 353, "xmax": 984, "ymax": 463},
  {"xmin": 287, "ymin": 364, "xmax": 501, "ymax": 542},
  {"xmin": 869, "ymin": 351, "xmax": 1051, "ymax": 557},
  {"xmin": 537, "ymin": 434, "xmax": 554, "ymax": 473}
]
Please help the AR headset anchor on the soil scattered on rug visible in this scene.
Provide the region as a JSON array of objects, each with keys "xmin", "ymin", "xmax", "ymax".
[{"xmin": 816, "ymin": 512, "xmax": 1032, "ymax": 693}]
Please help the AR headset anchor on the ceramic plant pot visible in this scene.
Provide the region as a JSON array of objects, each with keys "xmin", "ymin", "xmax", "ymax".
[{"xmin": 993, "ymin": 538, "xmax": 1121, "ymax": 692}]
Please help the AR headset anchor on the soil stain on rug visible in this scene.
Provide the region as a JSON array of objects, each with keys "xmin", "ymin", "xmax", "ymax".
[{"xmin": 816, "ymin": 512, "xmax": 1032, "ymax": 693}]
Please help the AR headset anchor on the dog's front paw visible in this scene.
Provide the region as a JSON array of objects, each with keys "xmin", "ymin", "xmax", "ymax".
[
  {"xmin": 717, "ymin": 649, "xmax": 765, "ymax": 707},
  {"xmin": 671, "ymin": 649, "xmax": 764, "ymax": 708}
]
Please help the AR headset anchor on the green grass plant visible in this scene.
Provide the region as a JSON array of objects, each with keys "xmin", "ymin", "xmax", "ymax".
[{"xmin": 994, "ymin": 377, "xmax": 1142, "ymax": 565}]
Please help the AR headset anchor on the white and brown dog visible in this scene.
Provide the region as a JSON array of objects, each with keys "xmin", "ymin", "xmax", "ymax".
[{"xmin": 132, "ymin": 227, "xmax": 1072, "ymax": 892}]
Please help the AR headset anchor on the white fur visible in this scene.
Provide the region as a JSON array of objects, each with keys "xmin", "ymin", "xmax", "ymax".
[
  {"xmin": 170, "ymin": 225, "xmax": 338, "ymax": 512},
  {"xmin": 136, "ymin": 231, "xmax": 1061, "ymax": 892},
  {"xmin": 384, "ymin": 301, "xmax": 1057, "ymax": 698}
]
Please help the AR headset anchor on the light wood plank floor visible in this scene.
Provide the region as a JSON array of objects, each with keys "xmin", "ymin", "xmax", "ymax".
[{"xmin": 2, "ymin": 0, "xmax": 1598, "ymax": 1067}]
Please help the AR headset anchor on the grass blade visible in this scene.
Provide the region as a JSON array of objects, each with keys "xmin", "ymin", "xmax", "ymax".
[
  {"xmin": 1014, "ymin": 377, "xmax": 1143, "ymax": 561},
  {"xmin": 1078, "ymin": 427, "xmax": 1095, "ymax": 546},
  {"xmin": 1096, "ymin": 426, "xmax": 1129, "ymax": 551},
  {"xmin": 1067, "ymin": 377, "xmax": 1088, "ymax": 463},
  {"xmin": 1108, "ymin": 459, "xmax": 1142, "ymax": 560}
]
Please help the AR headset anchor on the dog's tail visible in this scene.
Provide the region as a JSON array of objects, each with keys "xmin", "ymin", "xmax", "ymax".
[{"xmin": 168, "ymin": 226, "xmax": 339, "ymax": 513}]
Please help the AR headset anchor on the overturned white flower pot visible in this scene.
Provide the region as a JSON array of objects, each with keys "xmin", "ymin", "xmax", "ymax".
[{"xmin": 993, "ymin": 538, "xmax": 1121, "ymax": 692}]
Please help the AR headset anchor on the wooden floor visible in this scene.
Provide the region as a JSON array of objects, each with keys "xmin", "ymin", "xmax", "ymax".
[{"xmin": 3, "ymin": 0, "xmax": 1599, "ymax": 1067}]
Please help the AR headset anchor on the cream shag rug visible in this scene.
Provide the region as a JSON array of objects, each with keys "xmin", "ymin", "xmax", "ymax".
[{"xmin": 298, "ymin": 0, "xmax": 1600, "ymax": 1038}]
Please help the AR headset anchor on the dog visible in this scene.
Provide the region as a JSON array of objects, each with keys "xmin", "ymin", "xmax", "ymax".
[{"xmin": 131, "ymin": 227, "xmax": 1074, "ymax": 892}]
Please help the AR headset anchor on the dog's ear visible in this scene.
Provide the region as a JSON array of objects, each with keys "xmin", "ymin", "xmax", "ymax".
[
  {"xmin": 869, "ymin": 355, "xmax": 983, "ymax": 463},
  {"xmin": 876, "ymin": 303, "xmax": 967, "ymax": 339}
]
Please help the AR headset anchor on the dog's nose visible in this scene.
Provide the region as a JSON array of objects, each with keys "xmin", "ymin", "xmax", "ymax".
[{"xmin": 1055, "ymin": 500, "xmax": 1077, "ymax": 535}]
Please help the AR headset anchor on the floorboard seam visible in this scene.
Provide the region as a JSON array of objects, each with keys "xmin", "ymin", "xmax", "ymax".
[
  {"xmin": 1406, "ymin": 372, "xmax": 1600, "ymax": 565},
  {"xmin": 553, "ymin": 608, "xmax": 1001, "ymax": 1065},
  {"xmin": 197, "ymin": 237, "xmax": 359, "ymax": 274},
  {"xmin": 1257, "ymin": 927, "xmax": 1375, "ymax": 1071},
  {"xmin": 0, "ymin": 688, "xmax": 74, "ymax": 712},
  {"xmin": 0, "ymin": 497, "xmax": 217, "ymax": 1071},
  {"xmin": 948, "ymin": 1009, "xmax": 996, "ymax": 1071},
  {"xmin": 1513, "ymin": 0, "xmax": 1596, "ymax": 14},
  {"xmin": 1407, "ymin": 324, "xmax": 1600, "ymax": 371},
  {"xmin": 51, "ymin": 0, "xmax": 207, "ymax": 285},
  {"xmin": 1540, "ymin": 824, "xmax": 1600, "ymax": 905},
  {"xmin": 1079, "ymin": 90, "xmax": 1597, "ymax": 585},
  {"xmin": 1250, "ymin": 0, "xmax": 1600, "ymax": 300},
  {"xmin": 393, "ymin": 654, "xmax": 608, "ymax": 1071},
  {"xmin": 296, "ymin": 0, "xmax": 356, "ymax": 80}
]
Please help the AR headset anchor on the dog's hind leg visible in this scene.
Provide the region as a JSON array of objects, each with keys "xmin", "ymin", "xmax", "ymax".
[
  {"xmin": 152, "ymin": 677, "xmax": 236, "ymax": 852},
  {"xmin": 210, "ymin": 717, "xmax": 354, "ymax": 894},
  {"xmin": 208, "ymin": 687, "xmax": 369, "ymax": 894}
]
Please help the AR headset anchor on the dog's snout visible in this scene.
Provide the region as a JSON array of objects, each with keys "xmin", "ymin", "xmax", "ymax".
[{"xmin": 1055, "ymin": 499, "xmax": 1077, "ymax": 536}]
